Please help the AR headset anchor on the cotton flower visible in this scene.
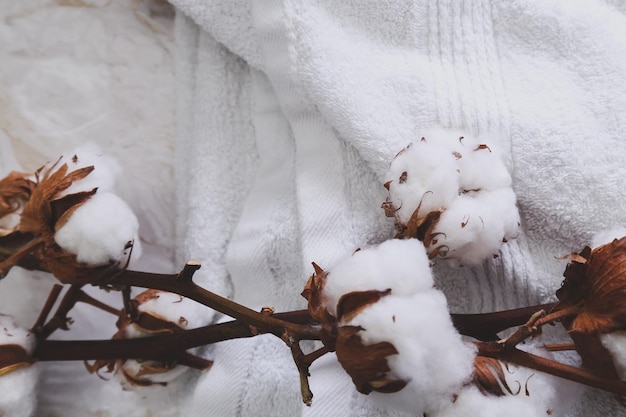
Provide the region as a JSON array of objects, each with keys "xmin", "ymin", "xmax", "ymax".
[
  {"xmin": 0, "ymin": 314, "xmax": 38, "ymax": 417},
  {"xmin": 302, "ymin": 239, "xmax": 477, "ymax": 415},
  {"xmin": 383, "ymin": 129, "xmax": 520, "ymax": 266}
]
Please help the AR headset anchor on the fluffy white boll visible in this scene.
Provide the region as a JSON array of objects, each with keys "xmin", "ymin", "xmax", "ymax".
[
  {"xmin": 349, "ymin": 292, "xmax": 476, "ymax": 415},
  {"xmin": 385, "ymin": 140, "xmax": 459, "ymax": 224},
  {"xmin": 429, "ymin": 189, "xmax": 520, "ymax": 266},
  {"xmin": 322, "ymin": 239, "xmax": 433, "ymax": 317},
  {"xmin": 432, "ymin": 355, "xmax": 578, "ymax": 417},
  {"xmin": 384, "ymin": 129, "xmax": 520, "ymax": 266},
  {"xmin": 120, "ymin": 291, "xmax": 215, "ymax": 387},
  {"xmin": 54, "ymin": 192, "xmax": 141, "ymax": 265},
  {"xmin": 322, "ymin": 240, "xmax": 476, "ymax": 415},
  {"xmin": 125, "ymin": 291, "xmax": 215, "ymax": 338},
  {"xmin": 0, "ymin": 315, "xmax": 38, "ymax": 417},
  {"xmin": 454, "ymin": 136, "xmax": 512, "ymax": 193},
  {"xmin": 57, "ymin": 143, "xmax": 122, "ymax": 196}
]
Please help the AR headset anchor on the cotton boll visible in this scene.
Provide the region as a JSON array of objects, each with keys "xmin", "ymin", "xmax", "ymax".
[
  {"xmin": 428, "ymin": 189, "xmax": 520, "ymax": 266},
  {"xmin": 118, "ymin": 290, "xmax": 215, "ymax": 388},
  {"xmin": 133, "ymin": 291, "xmax": 215, "ymax": 332},
  {"xmin": 591, "ymin": 227, "xmax": 626, "ymax": 249},
  {"xmin": 347, "ymin": 292, "xmax": 476, "ymax": 414},
  {"xmin": 456, "ymin": 143, "xmax": 512, "ymax": 193},
  {"xmin": 0, "ymin": 314, "xmax": 34, "ymax": 353},
  {"xmin": 54, "ymin": 192, "xmax": 141, "ymax": 265},
  {"xmin": 117, "ymin": 358, "xmax": 188, "ymax": 388},
  {"xmin": 0, "ymin": 315, "xmax": 38, "ymax": 417},
  {"xmin": 0, "ymin": 364, "xmax": 38, "ymax": 417},
  {"xmin": 57, "ymin": 143, "xmax": 122, "ymax": 195},
  {"xmin": 432, "ymin": 360, "xmax": 578, "ymax": 417},
  {"xmin": 600, "ymin": 331, "xmax": 626, "ymax": 380},
  {"xmin": 385, "ymin": 140, "xmax": 459, "ymax": 224},
  {"xmin": 322, "ymin": 239, "xmax": 434, "ymax": 317},
  {"xmin": 384, "ymin": 129, "xmax": 520, "ymax": 266}
]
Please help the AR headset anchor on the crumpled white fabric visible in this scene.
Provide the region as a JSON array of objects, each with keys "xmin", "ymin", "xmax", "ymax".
[{"xmin": 171, "ymin": 0, "xmax": 626, "ymax": 416}]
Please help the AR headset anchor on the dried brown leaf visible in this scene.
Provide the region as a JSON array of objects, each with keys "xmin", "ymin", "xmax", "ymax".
[
  {"xmin": 555, "ymin": 237, "xmax": 626, "ymax": 334},
  {"xmin": 0, "ymin": 171, "xmax": 35, "ymax": 219},
  {"xmin": 336, "ymin": 289, "xmax": 391, "ymax": 323}
]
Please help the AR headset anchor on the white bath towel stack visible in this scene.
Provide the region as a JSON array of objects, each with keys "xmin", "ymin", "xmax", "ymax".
[{"xmin": 171, "ymin": 1, "xmax": 626, "ymax": 416}]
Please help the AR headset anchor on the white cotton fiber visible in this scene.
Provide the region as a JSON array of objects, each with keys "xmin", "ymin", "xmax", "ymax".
[
  {"xmin": 133, "ymin": 291, "xmax": 215, "ymax": 333},
  {"xmin": 320, "ymin": 240, "xmax": 476, "ymax": 415},
  {"xmin": 119, "ymin": 290, "xmax": 215, "ymax": 388},
  {"xmin": 0, "ymin": 314, "xmax": 38, "ymax": 417},
  {"xmin": 350, "ymin": 292, "xmax": 476, "ymax": 415},
  {"xmin": 432, "ymin": 358, "xmax": 578, "ymax": 417},
  {"xmin": 384, "ymin": 140, "xmax": 459, "ymax": 224},
  {"xmin": 384, "ymin": 129, "xmax": 520, "ymax": 266},
  {"xmin": 429, "ymin": 189, "xmax": 520, "ymax": 266},
  {"xmin": 54, "ymin": 192, "xmax": 141, "ymax": 265},
  {"xmin": 600, "ymin": 331, "xmax": 626, "ymax": 380},
  {"xmin": 56, "ymin": 143, "xmax": 122, "ymax": 195},
  {"xmin": 322, "ymin": 239, "xmax": 434, "ymax": 317}
]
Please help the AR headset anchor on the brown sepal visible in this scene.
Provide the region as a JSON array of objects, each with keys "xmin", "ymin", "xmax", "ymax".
[
  {"xmin": 336, "ymin": 289, "xmax": 391, "ymax": 323},
  {"xmin": 472, "ymin": 356, "xmax": 518, "ymax": 397},
  {"xmin": 395, "ymin": 204, "xmax": 443, "ymax": 244},
  {"xmin": 301, "ymin": 263, "xmax": 335, "ymax": 325},
  {"xmin": 335, "ymin": 325, "xmax": 407, "ymax": 395},
  {"xmin": 0, "ymin": 171, "xmax": 35, "ymax": 219},
  {"xmin": 0, "ymin": 343, "xmax": 32, "ymax": 376},
  {"xmin": 20, "ymin": 163, "xmax": 95, "ymax": 235}
]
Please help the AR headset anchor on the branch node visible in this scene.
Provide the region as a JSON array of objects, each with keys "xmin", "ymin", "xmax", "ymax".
[{"xmin": 176, "ymin": 261, "xmax": 201, "ymax": 283}]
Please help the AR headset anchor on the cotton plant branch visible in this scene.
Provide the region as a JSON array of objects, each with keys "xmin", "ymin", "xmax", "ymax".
[{"xmin": 3, "ymin": 144, "xmax": 626, "ymax": 416}]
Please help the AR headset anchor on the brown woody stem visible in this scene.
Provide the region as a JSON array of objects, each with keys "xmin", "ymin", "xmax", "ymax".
[
  {"xmin": 476, "ymin": 342, "xmax": 626, "ymax": 397},
  {"xmin": 31, "ymin": 284, "xmax": 63, "ymax": 334},
  {"xmin": 109, "ymin": 265, "xmax": 319, "ymax": 339}
]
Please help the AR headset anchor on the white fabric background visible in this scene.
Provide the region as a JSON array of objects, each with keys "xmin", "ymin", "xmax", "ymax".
[{"xmin": 0, "ymin": 0, "xmax": 625, "ymax": 416}]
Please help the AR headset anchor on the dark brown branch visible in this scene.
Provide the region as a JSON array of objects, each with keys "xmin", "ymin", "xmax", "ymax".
[
  {"xmin": 109, "ymin": 266, "xmax": 320, "ymax": 339},
  {"xmin": 34, "ymin": 317, "xmax": 320, "ymax": 363},
  {"xmin": 476, "ymin": 342, "xmax": 626, "ymax": 397},
  {"xmin": 451, "ymin": 303, "xmax": 557, "ymax": 341}
]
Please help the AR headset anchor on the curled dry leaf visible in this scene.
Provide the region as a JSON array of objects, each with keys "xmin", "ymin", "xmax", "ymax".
[
  {"xmin": 0, "ymin": 171, "xmax": 35, "ymax": 220},
  {"xmin": 554, "ymin": 237, "xmax": 626, "ymax": 334},
  {"xmin": 553, "ymin": 237, "xmax": 626, "ymax": 379}
]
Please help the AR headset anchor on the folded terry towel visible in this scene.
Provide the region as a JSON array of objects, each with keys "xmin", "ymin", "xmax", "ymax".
[{"xmin": 172, "ymin": 1, "xmax": 626, "ymax": 416}]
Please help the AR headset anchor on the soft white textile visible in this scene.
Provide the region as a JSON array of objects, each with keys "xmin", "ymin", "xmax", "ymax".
[{"xmin": 171, "ymin": 1, "xmax": 626, "ymax": 416}]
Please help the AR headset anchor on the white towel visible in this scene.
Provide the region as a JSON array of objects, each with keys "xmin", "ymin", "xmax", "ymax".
[{"xmin": 172, "ymin": 0, "xmax": 626, "ymax": 416}]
